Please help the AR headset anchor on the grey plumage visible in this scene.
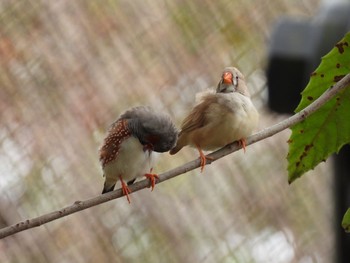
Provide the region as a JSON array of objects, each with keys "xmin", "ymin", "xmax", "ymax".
[
  {"xmin": 122, "ymin": 106, "xmax": 178, "ymax": 153},
  {"xmin": 100, "ymin": 106, "xmax": 178, "ymax": 197}
]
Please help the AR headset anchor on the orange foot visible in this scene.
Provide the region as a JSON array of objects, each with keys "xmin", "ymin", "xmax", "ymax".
[
  {"xmin": 120, "ymin": 176, "xmax": 132, "ymax": 204},
  {"xmin": 196, "ymin": 145, "xmax": 213, "ymax": 173},
  {"xmin": 238, "ymin": 138, "xmax": 247, "ymax": 153},
  {"xmin": 144, "ymin": 169, "xmax": 159, "ymax": 191}
]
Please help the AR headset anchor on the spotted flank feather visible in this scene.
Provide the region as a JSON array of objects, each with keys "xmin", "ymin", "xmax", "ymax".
[{"xmin": 99, "ymin": 119, "xmax": 131, "ymax": 168}]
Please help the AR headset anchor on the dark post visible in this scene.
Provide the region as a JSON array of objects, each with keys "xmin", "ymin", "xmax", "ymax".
[{"xmin": 266, "ymin": 3, "xmax": 350, "ymax": 262}]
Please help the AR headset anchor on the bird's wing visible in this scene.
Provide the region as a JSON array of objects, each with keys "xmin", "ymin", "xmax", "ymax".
[
  {"xmin": 99, "ymin": 119, "xmax": 131, "ymax": 168},
  {"xmin": 179, "ymin": 94, "xmax": 218, "ymax": 135}
]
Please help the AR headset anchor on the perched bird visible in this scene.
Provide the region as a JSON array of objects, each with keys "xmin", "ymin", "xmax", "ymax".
[
  {"xmin": 170, "ymin": 67, "xmax": 258, "ymax": 171},
  {"xmin": 99, "ymin": 106, "xmax": 178, "ymax": 203}
]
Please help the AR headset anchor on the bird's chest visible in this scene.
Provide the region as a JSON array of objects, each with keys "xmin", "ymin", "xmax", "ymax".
[
  {"xmin": 103, "ymin": 137, "xmax": 152, "ymax": 181},
  {"xmin": 197, "ymin": 95, "xmax": 258, "ymax": 149}
]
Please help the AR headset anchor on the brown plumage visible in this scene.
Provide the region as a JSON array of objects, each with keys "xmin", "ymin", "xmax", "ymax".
[
  {"xmin": 99, "ymin": 119, "xmax": 131, "ymax": 168},
  {"xmin": 170, "ymin": 67, "xmax": 258, "ymax": 171}
]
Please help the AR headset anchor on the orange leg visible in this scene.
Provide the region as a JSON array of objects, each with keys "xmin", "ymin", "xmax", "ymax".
[
  {"xmin": 238, "ymin": 138, "xmax": 247, "ymax": 153},
  {"xmin": 120, "ymin": 176, "xmax": 131, "ymax": 204},
  {"xmin": 144, "ymin": 168, "xmax": 159, "ymax": 191},
  {"xmin": 196, "ymin": 145, "xmax": 213, "ymax": 173}
]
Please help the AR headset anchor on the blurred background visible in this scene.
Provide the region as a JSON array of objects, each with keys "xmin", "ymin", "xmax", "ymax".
[{"xmin": 0, "ymin": 0, "xmax": 343, "ymax": 262}]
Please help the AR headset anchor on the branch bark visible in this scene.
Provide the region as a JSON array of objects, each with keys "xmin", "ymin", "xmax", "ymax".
[{"xmin": 1, "ymin": 73, "xmax": 350, "ymax": 239}]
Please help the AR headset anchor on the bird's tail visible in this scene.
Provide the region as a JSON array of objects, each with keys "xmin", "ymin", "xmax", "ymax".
[
  {"xmin": 102, "ymin": 182, "xmax": 116, "ymax": 194},
  {"xmin": 169, "ymin": 134, "xmax": 186, "ymax": 155},
  {"xmin": 169, "ymin": 145, "xmax": 182, "ymax": 155}
]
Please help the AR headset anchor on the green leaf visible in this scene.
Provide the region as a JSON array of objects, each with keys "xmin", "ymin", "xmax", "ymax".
[
  {"xmin": 287, "ymin": 32, "xmax": 350, "ymax": 183},
  {"xmin": 342, "ymin": 208, "xmax": 350, "ymax": 233}
]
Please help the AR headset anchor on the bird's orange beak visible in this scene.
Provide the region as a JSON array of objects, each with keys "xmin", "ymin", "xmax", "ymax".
[{"xmin": 222, "ymin": 72, "xmax": 233, "ymax": 84}]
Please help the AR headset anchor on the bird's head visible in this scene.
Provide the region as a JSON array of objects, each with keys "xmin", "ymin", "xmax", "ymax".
[
  {"xmin": 123, "ymin": 106, "xmax": 178, "ymax": 153},
  {"xmin": 216, "ymin": 67, "xmax": 250, "ymax": 97}
]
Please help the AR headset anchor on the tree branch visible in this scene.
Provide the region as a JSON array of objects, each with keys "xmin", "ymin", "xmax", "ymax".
[{"xmin": 1, "ymin": 73, "xmax": 350, "ymax": 239}]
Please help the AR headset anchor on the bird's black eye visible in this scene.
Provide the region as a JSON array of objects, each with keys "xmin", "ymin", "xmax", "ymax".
[{"xmin": 233, "ymin": 75, "xmax": 239, "ymax": 86}]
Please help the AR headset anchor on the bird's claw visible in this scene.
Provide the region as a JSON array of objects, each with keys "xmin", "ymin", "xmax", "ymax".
[
  {"xmin": 145, "ymin": 172, "xmax": 159, "ymax": 191},
  {"xmin": 120, "ymin": 177, "xmax": 132, "ymax": 204},
  {"xmin": 238, "ymin": 138, "xmax": 247, "ymax": 153},
  {"xmin": 196, "ymin": 145, "xmax": 213, "ymax": 173},
  {"xmin": 199, "ymin": 154, "xmax": 214, "ymax": 172}
]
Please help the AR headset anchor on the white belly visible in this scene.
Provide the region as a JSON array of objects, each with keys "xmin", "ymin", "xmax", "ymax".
[{"xmin": 103, "ymin": 136, "xmax": 152, "ymax": 184}]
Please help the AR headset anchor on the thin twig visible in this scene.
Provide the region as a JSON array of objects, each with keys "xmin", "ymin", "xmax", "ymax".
[{"xmin": 1, "ymin": 73, "xmax": 350, "ymax": 239}]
